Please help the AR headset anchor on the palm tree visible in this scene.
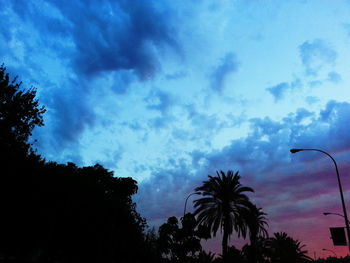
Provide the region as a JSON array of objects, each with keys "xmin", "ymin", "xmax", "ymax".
[
  {"xmin": 266, "ymin": 232, "xmax": 312, "ymax": 263},
  {"xmin": 244, "ymin": 204, "xmax": 268, "ymax": 263},
  {"xmin": 193, "ymin": 170, "xmax": 254, "ymax": 262}
]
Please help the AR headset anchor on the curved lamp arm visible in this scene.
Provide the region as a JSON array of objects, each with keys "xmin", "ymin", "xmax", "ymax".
[
  {"xmin": 183, "ymin": 192, "xmax": 200, "ymax": 217},
  {"xmin": 290, "ymin": 148, "xmax": 350, "ymax": 253}
]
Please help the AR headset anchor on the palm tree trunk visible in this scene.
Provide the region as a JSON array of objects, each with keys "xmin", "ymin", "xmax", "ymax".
[
  {"xmin": 222, "ymin": 219, "xmax": 229, "ymax": 263},
  {"xmin": 250, "ymin": 236, "xmax": 257, "ymax": 263},
  {"xmin": 222, "ymin": 231, "xmax": 228, "ymax": 262}
]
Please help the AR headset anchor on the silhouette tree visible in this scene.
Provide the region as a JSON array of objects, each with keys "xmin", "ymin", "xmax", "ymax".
[
  {"xmin": 158, "ymin": 213, "xmax": 209, "ymax": 262},
  {"xmin": 0, "ymin": 66, "xmax": 155, "ymax": 263},
  {"xmin": 244, "ymin": 205, "xmax": 269, "ymax": 263},
  {"xmin": 0, "ymin": 65, "xmax": 46, "ymax": 261},
  {"xmin": 0, "ymin": 65, "xmax": 45, "ymax": 156},
  {"xmin": 33, "ymin": 162, "xmax": 149, "ymax": 263},
  {"xmin": 145, "ymin": 227, "xmax": 165, "ymax": 263},
  {"xmin": 265, "ymin": 232, "xmax": 312, "ymax": 263},
  {"xmin": 193, "ymin": 170, "xmax": 254, "ymax": 262}
]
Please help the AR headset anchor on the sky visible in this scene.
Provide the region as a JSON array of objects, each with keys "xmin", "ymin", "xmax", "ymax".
[{"xmin": 1, "ymin": 0, "xmax": 350, "ymax": 258}]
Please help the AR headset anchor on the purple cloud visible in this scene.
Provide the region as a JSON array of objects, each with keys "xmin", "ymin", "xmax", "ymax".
[{"xmin": 137, "ymin": 100, "xmax": 350, "ymax": 252}]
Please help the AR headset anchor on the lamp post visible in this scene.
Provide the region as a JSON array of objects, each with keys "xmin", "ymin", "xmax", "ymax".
[
  {"xmin": 322, "ymin": 248, "xmax": 337, "ymax": 257},
  {"xmin": 323, "ymin": 212, "xmax": 350, "ymax": 224},
  {"xmin": 290, "ymin": 148, "xmax": 350, "ymax": 253},
  {"xmin": 183, "ymin": 192, "xmax": 199, "ymax": 217}
]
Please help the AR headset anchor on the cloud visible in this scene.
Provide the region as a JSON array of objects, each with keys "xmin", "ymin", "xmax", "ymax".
[
  {"xmin": 97, "ymin": 146, "xmax": 124, "ymax": 170},
  {"xmin": 165, "ymin": 71, "xmax": 187, "ymax": 80},
  {"xmin": 50, "ymin": 0, "xmax": 179, "ymax": 80},
  {"xmin": 299, "ymin": 39, "xmax": 337, "ymax": 76},
  {"xmin": 305, "ymin": 96, "xmax": 319, "ymax": 105},
  {"xmin": 148, "ymin": 115, "xmax": 176, "ymax": 130},
  {"xmin": 138, "ymin": 100, "xmax": 350, "ymax": 231},
  {"xmin": 32, "ymin": 77, "xmax": 96, "ymax": 160},
  {"xmin": 136, "ymin": 158, "xmax": 202, "ymax": 224},
  {"xmin": 168, "ymin": 104, "xmax": 246, "ymax": 147},
  {"xmin": 110, "ymin": 70, "xmax": 137, "ymax": 94},
  {"xmin": 327, "ymin": 71, "xmax": 341, "ymax": 84},
  {"xmin": 343, "ymin": 23, "xmax": 350, "ymax": 36},
  {"xmin": 267, "ymin": 79, "xmax": 301, "ymax": 102},
  {"xmin": 210, "ymin": 53, "xmax": 239, "ymax": 92},
  {"xmin": 145, "ymin": 89, "xmax": 174, "ymax": 114},
  {"xmin": 2, "ymin": 0, "xmax": 181, "ymax": 154},
  {"xmin": 307, "ymin": 80, "xmax": 322, "ymax": 88},
  {"xmin": 143, "ymin": 89, "xmax": 177, "ymax": 130},
  {"xmin": 139, "ymin": 100, "xmax": 350, "ymax": 226},
  {"xmin": 267, "ymin": 82, "xmax": 289, "ymax": 102}
]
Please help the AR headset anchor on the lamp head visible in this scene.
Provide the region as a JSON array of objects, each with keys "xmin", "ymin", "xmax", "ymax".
[
  {"xmin": 290, "ymin": 148, "xmax": 303, "ymax": 154},
  {"xmin": 323, "ymin": 212, "xmax": 331, "ymax": 216}
]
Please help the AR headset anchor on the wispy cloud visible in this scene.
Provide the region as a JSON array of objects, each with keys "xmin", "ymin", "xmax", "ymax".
[
  {"xmin": 267, "ymin": 79, "xmax": 301, "ymax": 102},
  {"xmin": 299, "ymin": 39, "xmax": 337, "ymax": 76},
  {"xmin": 210, "ymin": 53, "xmax": 239, "ymax": 93},
  {"xmin": 327, "ymin": 71, "xmax": 341, "ymax": 84}
]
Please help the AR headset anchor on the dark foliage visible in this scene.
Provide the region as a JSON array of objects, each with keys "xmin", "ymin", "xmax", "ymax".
[
  {"xmin": 193, "ymin": 170, "xmax": 254, "ymax": 262},
  {"xmin": 0, "ymin": 65, "xmax": 45, "ymax": 156},
  {"xmin": 243, "ymin": 205, "xmax": 269, "ymax": 263},
  {"xmin": 1, "ymin": 159, "xmax": 151, "ymax": 262},
  {"xmin": 0, "ymin": 66, "xmax": 156, "ymax": 263},
  {"xmin": 210, "ymin": 232, "xmax": 313, "ymax": 263},
  {"xmin": 157, "ymin": 213, "xmax": 210, "ymax": 262},
  {"xmin": 265, "ymin": 232, "xmax": 313, "ymax": 263}
]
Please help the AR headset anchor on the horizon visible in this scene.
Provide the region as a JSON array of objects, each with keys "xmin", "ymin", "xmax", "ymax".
[{"xmin": 1, "ymin": 0, "xmax": 350, "ymax": 258}]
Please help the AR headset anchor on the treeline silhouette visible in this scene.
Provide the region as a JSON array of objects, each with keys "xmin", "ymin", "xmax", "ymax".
[
  {"xmin": 0, "ymin": 66, "xmax": 159, "ymax": 263},
  {"xmin": 153, "ymin": 214, "xmax": 313, "ymax": 262},
  {"xmin": 0, "ymin": 65, "xmax": 317, "ymax": 262},
  {"xmin": 154, "ymin": 172, "xmax": 312, "ymax": 263}
]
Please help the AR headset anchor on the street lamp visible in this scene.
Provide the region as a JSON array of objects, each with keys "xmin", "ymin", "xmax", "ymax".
[
  {"xmin": 322, "ymin": 248, "xmax": 337, "ymax": 257},
  {"xmin": 323, "ymin": 212, "xmax": 350, "ymax": 224},
  {"xmin": 183, "ymin": 192, "xmax": 199, "ymax": 217},
  {"xmin": 290, "ymin": 148, "xmax": 350, "ymax": 253}
]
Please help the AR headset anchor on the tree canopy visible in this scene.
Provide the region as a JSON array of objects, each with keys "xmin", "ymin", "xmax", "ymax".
[
  {"xmin": 193, "ymin": 170, "xmax": 255, "ymax": 261},
  {"xmin": 0, "ymin": 65, "xmax": 45, "ymax": 156},
  {"xmin": 0, "ymin": 66, "xmax": 154, "ymax": 263}
]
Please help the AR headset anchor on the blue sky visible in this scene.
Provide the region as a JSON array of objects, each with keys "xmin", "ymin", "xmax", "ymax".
[{"xmin": 2, "ymin": 0, "xmax": 350, "ymax": 257}]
